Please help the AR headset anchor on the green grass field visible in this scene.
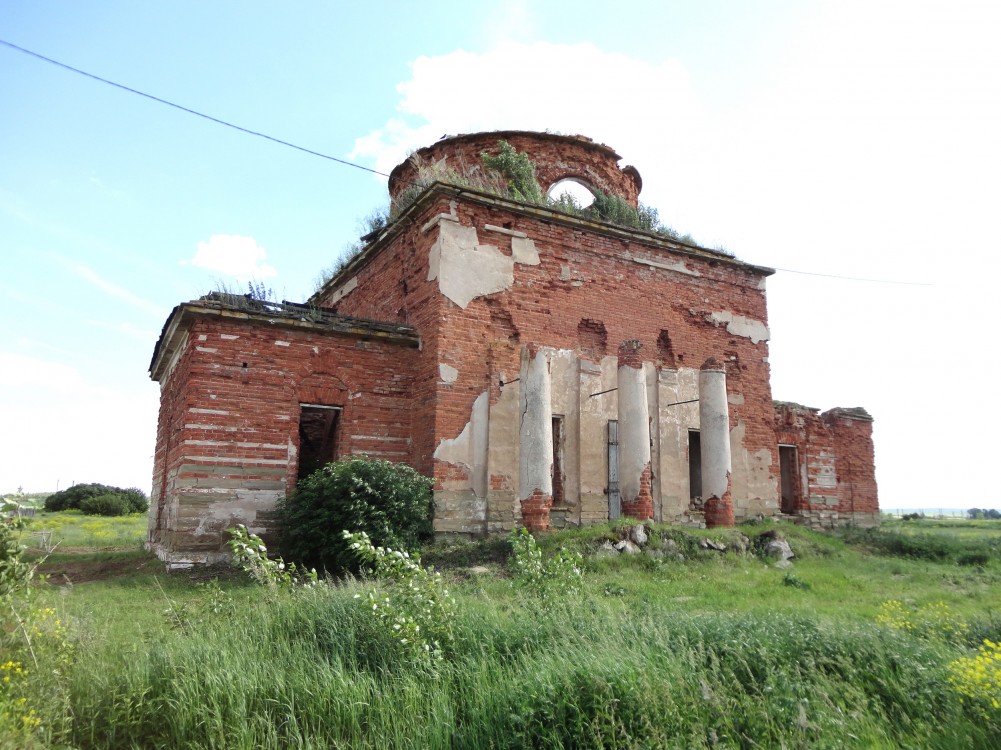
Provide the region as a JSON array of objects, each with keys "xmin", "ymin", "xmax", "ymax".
[{"xmin": 3, "ymin": 514, "xmax": 1001, "ymax": 749}]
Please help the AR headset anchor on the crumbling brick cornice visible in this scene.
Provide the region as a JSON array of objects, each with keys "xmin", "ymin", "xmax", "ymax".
[
  {"xmin": 312, "ymin": 182, "xmax": 775, "ymax": 304},
  {"xmin": 149, "ymin": 298, "xmax": 419, "ymax": 382}
]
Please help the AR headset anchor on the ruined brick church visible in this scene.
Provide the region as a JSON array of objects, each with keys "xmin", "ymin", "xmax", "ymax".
[{"xmin": 148, "ymin": 131, "xmax": 878, "ymax": 567}]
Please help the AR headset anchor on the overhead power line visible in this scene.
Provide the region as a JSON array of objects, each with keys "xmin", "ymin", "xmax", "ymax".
[
  {"xmin": 0, "ymin": 38, "xmax": 392, "ymax": 180},
  {"xmin": 1, "ymin": 39, "xmax": 934, "ymax": 288},
  {"xmin": 768, "ymin": 266, "xmax": 931, "ymax": 286}
]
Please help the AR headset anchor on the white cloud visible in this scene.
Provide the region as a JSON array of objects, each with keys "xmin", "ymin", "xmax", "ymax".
[
  {"xmin": 350, "ymin": 27, "xmax": 1001, "ymax": 510},
  {"xmin": 189, "ymin": 234, "xmax": 277, "ymax": 281},
  {"xmin": 350, "ymin": 41, "xmax": 704, "ymax": 178},
  {"xmin": 71, "ymin": 262, "xmax": 168, "ymax": 318},
  {"xmin": 0, "ymin": 351, "xmax": 159, "ymax": 494},
  {"xmin": 0, "ymin": 351, "xmax": 84, "ymax": 395}
]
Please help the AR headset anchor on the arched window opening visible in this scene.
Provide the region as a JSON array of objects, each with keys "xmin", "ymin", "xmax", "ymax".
[{"xmin": 547, "ymin": 178, "xmax": 596, "ymax": 208}]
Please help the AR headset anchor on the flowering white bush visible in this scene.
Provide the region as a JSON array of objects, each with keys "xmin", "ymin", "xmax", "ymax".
[
  {"xmin": 344, "ymin": 530, "xmax": 455, "ymax": 668},
  {"xmin": 227, "ymin": 525, "xmax": 317, "ymax": 589},
  {"xmin": 507, "ymin": 527, "xmax": 583, "ymax": 597}
]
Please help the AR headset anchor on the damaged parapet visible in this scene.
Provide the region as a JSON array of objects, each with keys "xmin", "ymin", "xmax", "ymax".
[
  {"xmin": 388, "ymin": 130, "xmax": 644, "ymax": 211},
  {"xmin": 700, "ymin": 358, "xmax": 733, "ymax": 527},
  {"xmin": 773, "ymin": 402, "xmax": 879, "ymax": 528}
]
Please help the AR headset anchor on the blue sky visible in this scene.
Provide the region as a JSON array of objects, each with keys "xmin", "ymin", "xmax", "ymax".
[{"xmin": 1, "ymin": 1, "xmax": 999, "ymax": 509}]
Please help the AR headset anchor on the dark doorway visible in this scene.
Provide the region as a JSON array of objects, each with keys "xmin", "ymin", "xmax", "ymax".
[
  {"xmin": 552, "ymin": 415, "xmax": 565, "ymax": 505},
  {"xmin": 688, "ymin": 430, "xmax": 702, "ymax": 500},
  {"xmin": 298, "ymin": 405, "xmax": 340, "ymax": 481},
  {"xmin": 779, "ymin": 445, "xmax": 799, "ymax": 514}
]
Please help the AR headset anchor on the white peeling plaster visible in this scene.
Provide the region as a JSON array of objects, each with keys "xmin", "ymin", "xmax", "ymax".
[
  {"xmin": 275, "ymin": 340, "xmax": 290, "ymax": 347},
  {"xmin": 487, "ymin": 377, "xmax": 521, "ymax": 502},
  {"xmin": 429, "ymin": 222, "xmax": 512, "ymax": 308},
  {"xmin": 631, "ymin": 255, "xmax": 700, "ymax": 277},
  {"xmin": 511, "ymin": 236, "xmax": 540, "ymax": 265},
  {"xmin": 420, "ymin": 212, "xmax": 459, "ymax": 234},
  {"xmin": 195, "ymin": 346, "xmax": 217, "ymax": 353},
  {"xmin": 519, "ymin": 347, "xmax": 553, "ymax": 499},
  {"xmin": 198, "ymin": 334, "xmax": 208, "ymax": 341},
  {"xmin": 617, "ymin": 363, "xmax": 651, "ymax": 505},
  {"xmin": 729, "ymin": 420, "xmax": 777, "ymax": 504},
  {"xmin": 433, "ymin": 390, "xmax": 490, "ymax": 497},
  {"xmin": 328, "ymin": 275, "xmax": 358, "ymax": 305},
  {"xmin": 189, "ymin": 408, "xmax": 229, "ymax": 415},
  {"xmin": 656, "ymin": 367, "xmax": 701, "ymax": 515},
  {"xmin": 192, "ymin": 491, "xmax": 282, "ymax": 537},
  {"xmin": 709, "ymin": 311, "xmax": 770, "ymax": 344},
  {"xmin": 436, "ymin": 417, "xmax": 472, "ymax": 470},
  {"xmin": 484, "ymin": 224, "xmax": 527, "ymax": 238},
  {"xmin": 428, "ymin": 220, "xmax": 539, "ymax": 309},
  {"xmin": 439, "ymin": 363, "xmax": 459, "ymax": 384},
  {"xmin": 220, "ymin": 334, "xmax": 239, "ymax": 340},
  {"xmin": 699, "ymin": 368, "xmax": 732, "ymax": 499},
  {"xmin": 727, "ymin": 392, "xmax": 745, "ymax": 405}
]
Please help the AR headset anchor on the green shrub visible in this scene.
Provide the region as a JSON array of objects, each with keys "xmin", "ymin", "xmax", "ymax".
[
  {"xmin": 481, "ymin": 141, "xmax": 545, "ymax": 203},
  {"xmin": 44, "ymin": 483, "xmax": 148, "ymax": 515},
  {"xmin": 840, "ymin": 526, "xmax": 1000, "ymax": 566},
  {"xmin": 227, "ymin": 525, "xmax": 317, "ymax": 589},
  {"xmin": 279, "ymin": 457, "xmax": 434, "ymax": 573},
  {"xmin": 119, "ymin": 488, "xmax": 149, "ymax": 514},
  {"xmin": 44, "ymin": 483, "xmax": 109, "ymax": 512},
  {"xmin": 507, "ymin": 527, "xmax": 584, "ymax": 597},
  {"xmin": 344, "ymin": 530, "xmax": 456, "ymax": 667},
  {"xmin": 79, "ymin": 493, "xmax": 130, "ymax": 517}
]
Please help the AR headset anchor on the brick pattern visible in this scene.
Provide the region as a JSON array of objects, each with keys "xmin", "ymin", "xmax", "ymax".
[
  {"xmin": 152, "ymin": 132, "xmax": 879, "ymax": 559},
  {"xmin": 389, "ymin": 131, "xmax": 642, "ymax": 207},
  {"xmin": 704, "ymin": 488, "xmax": 735, "ymax": 527},
  {"xmin": 617, "ymin": 339, "xmax": 643, "ymax": 368},
  {"xmin": 521, "ymin": 488, "xmax": 553, "ymax": 532},
  {"xmin": 148, "ymin": 312, "xmax": 417, "ymax": 561},
  {"xmin": 323, "ymin": 187, "xmax": 782, "ymax": 535},
  {"xmin": 774, "ymin": 403, "xmax": 878, "ymax": 527},
  {"xmin": 621, "ymin": 463, "xmax": 654, "ymax": 520}
]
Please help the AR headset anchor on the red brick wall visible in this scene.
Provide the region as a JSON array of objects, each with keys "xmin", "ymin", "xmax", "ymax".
[
  {"xmin": 321, "ymin": 218, "xmax": 444, "ymax": 477},
  {"xmin": 774, "ymin": 404, "xmax": 838, "ymax": 512},
  {"xmin": 149, "ymin": 311, "xmax": 416, "ymax": 558},
  {"xmin": 389, "ymin": 131, "xmax": 643, "ymax": 207},
  {"xmin": 826, "ymin": 410, "xmax": 879, "ymax": 515},
  {"xmin": 430, "ymin": 196, "xmax": 777, "ymax": 488},
  {"xmin": 774, "ymin": 403, "xmax": 878, "ymax": 519}
]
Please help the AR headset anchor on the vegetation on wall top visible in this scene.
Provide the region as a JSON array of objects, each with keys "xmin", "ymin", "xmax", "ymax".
[{"xmin": 315, "ymin": 140, "xmax": 727, "ymax": 293}]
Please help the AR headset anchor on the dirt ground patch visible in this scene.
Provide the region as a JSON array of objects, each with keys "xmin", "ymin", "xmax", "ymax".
[{"xmin": 34, "ymin": 551, "xmax": 163, "ymax": 585}]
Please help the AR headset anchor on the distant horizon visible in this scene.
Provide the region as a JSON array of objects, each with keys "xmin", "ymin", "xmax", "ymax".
[
  {"xmin": 2, "ymin": 1, "xmax": 999, "ymax": 510},
  {"xmin": 4, "ymin": 486, "xmax": 998, "ymax": 516}
]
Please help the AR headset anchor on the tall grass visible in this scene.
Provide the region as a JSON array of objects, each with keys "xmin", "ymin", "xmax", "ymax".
[
  {"xmin": 9, "ymin": 519, "xmax": 1001, "ymax": 748},
  {"xmin": 56, "ymin": 578, "xmax": 999, "ymax": 749},
  {"xmin": 21, "ymin": 511, "xmax": 146, "ymax": 550}
]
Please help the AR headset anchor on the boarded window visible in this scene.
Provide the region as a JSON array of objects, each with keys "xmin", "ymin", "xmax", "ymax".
[
  {"xmin": 608, "ymin": 420, "xmax": 620, "ymax": 519},
  {"xmin": 552, "ymin": 415, "xmax": 565, "ymax": 505},
  {"xmin": 688, "ymin": 430, "xmax": 702, "ymax": 500},
  {"xmin": 779, "ymin": 445, "xmax": 799, "ymax": 514},
  {"xmin": 298, "ymin": 404, "xmax": 340, "ymax": 480}
]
